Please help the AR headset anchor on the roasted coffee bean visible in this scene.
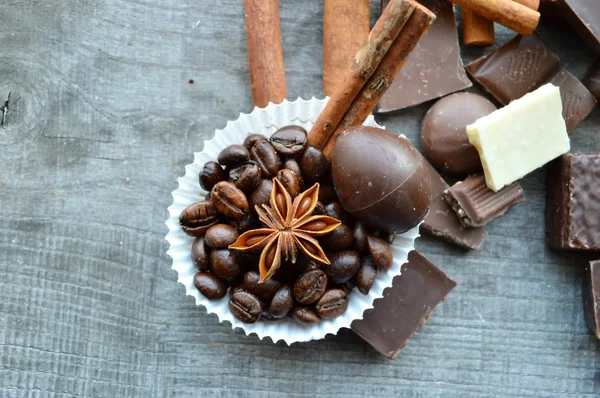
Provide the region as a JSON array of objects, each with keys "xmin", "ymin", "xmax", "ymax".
[
  {"xmin": 312, "ymin": 201, "xmax": 327, "ymax": 216},
  {"xmin": 204, "ymin": 224, "xmax": 239, "ymax": 249},
  {"xmin": 231, "ymin": 212, "xmax": 259, "ymax": 233},
  {"xmin": 200, "ymin": 161, "xmax": 226, "ymax": 191},
  {"xmin": 248, "ymin": 179, "xmax": 273, "ymax": 212},
  {"xmin": 179, "ymin": 200, "xmax": 219, "ymax": 237},
  {"xmin": 191, "ymin": 237, "xmax": 210, "ymax": 271},
  {"xmin": 379, "ymin": 231, "xmax": 396, "ymax": 245},
  {"xmin": 211, "ymin": 181, "xmax": 249, "ymax": 219},
  {"xmin": 210, "ymin": 249, "xmax": 241, "ymax": 281},
  {"xmin": 343, "ymin": 276, "xmax": 357, "ymax": 292},
  {"xmin": 300, "ymin": 146, "xmax": 330, "ymax": 183},
  {"xmin": 194, "ymin": 272, "xmax": 227, "ymax": 300},
  {"xmin": 250, "ymin": 140, "xmax": 280, "ymax": 178},
  {"xmin": 353, "ymin": 222, "xmax": 369, "ymax": 253},
  {"xmin": 269, "ymin": 285, "xmax": 293, "ymax": 318},
  {"xmin": 243, "ymin": 133, "xmax": 268, "ymax": 150},
  {"xmin": 318, "ymin": 185, "xmax": 337, "ymax": 205},
  {"xmin": 294, "ymin": 269, "xmax": 327, "ymax": 305},
  {"xmin": 261, "ymin": 310, "xmax": 277, "ymax": 321},
  {"xmin": 218, "ymin": 144, "xmax": 249, "ymax": 167},
  {"xmin": 357, "ymin": 257, "xmax": 377, "ymax": 294},
  {"xmin": 325, "ymin": 202, "xmax": 347, "ymax": 222},
  {"xmin": 242, "ymin": 271, "xmax": 282, "ymax": 301},
  {"xmin": 321, "ymin": 224, "xmax": 354, "ymax": 251},
  {"xmin": 230, "ymin": 284, "xmax": 245, "ymax": 296},
  {"xmin": 283, "ymin": 158, "xmax": 303, "ymax": 182},
  {"xmin": 270, "ymin": 125, "xmax": 308, "ymax": 157},
  {"xmin": 229, "ymin": 161, "xmax": 261, "ymax": 192},
  {"xmin": 276, "ymin": 169, "xmax": 300, "ymax": 198},
  {"xmin": 322, "ymin": 250, "xmax": 361, "ymax": 284},
  {"xmin": 367, "ymin": 235, "xmax": 393, "ymax": 270},
  {"xmin": 291, "ymin": 306, "xmax": 321, "ymax": 324},
  {"xmin": 229, "ymin": 291, "xmax": 262, "ymax": 323},
  {"xmin": 315, "ymin": 289, "xmax": 349, "ymax": 319}
]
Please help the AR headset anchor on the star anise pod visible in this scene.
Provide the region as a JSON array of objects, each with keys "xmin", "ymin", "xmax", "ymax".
[{"xmin": 229, "ymin": 178, "xmax": 341, "ymax": 282}]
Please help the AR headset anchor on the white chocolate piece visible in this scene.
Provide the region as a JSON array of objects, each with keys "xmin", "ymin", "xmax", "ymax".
[{"xmin": 466, "ymin": 84, "xmax": 570, "ymax": 191}]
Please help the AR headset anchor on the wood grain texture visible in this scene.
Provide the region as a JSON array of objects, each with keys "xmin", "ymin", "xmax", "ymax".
[{"xmin": 0, "ymin": 1, "xmax": 599, "ymax": 397}]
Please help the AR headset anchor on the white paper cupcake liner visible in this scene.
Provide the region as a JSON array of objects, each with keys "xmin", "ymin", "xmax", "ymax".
[{"xmin": 165, "ymin": 97, "xmax": 420, "ymax": 344}]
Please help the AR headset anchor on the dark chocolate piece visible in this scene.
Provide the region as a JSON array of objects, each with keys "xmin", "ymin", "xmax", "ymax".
[
  {"xmin": 466, "ymin": 34, "xmax": 597, "ymax": 133},
  {"xmin": 376, "ymin": 0, "xmax": 471, "ymax": 113},
  {"xmin": 352, "ymin": 250, "xmax": 456, "ymax": 359},
  {"xmin": 331, "ymin": 127, "xmax": 431, "ymax": 234},
  {"xmin": 583, "ymin": 260, "xmax": 600, "ymax": 340},
  {"xmin": 421, "ymin": 93, "xmax": 496, "ymax": 175},
  {"xmin": 421, "ymin": 161, "xmax": 487, "ymax": 250},
  {"xmin": 562, "ymin": 0, "xmax": 600, "ymax": 53},
  {"xmin": 443, "ymin": 174, "xmax": 525, "ymax": 228},
  {"xmin": 587, "ymin": 63, "xmax": 600, "ymax": 100},
  {"xmin": 546, "ymin": 154, "xmax": 600, "ymax": 251}
]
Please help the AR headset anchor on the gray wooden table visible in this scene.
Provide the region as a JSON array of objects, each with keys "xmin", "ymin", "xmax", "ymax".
[{"xmin": 1, "ymin": 1, "xmax": 599, "ymax": 397}]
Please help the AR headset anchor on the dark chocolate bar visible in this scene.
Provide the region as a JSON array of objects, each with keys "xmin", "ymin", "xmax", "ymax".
[
  {"xmin": 546, "ymin": 154, "xmax": 600, "ymax": 251},
  {"xmin": 351, "ymin": 250, "xmax": 456, "ymax": 359},
  {"xmin": 376, "ymin": 0, "xmax": 471, "ymax": 113},
  {"xmin": 583, "ymin": 260, "xmax": 600, "ymax": 340},
  {"xmin": 465, "ymin": 34, "xmax": 597, "ymax": 133},
  {"xmin": 587, "ymin": 63, "xmax": 600, "ymax": 100},
  {"xmin": 562, "ymin": 0, "xmax": 600, "ymax": 53},
  {"xmin": 443, "ymin": 174, "xmax": 525, "ymax": 228},
  {"xmin": 421, "ymin": 161, "xmax": 487, "ymax": 250}
]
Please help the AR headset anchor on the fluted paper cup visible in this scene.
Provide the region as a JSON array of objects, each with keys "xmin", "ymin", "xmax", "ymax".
[{"xmin": 165, "ymin": 97, "xmax": 420, "ymax": 344}]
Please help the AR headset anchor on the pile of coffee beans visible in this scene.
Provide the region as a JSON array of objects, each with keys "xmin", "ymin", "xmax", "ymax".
[{"xmin": 180, "ymin": 125, "xmax": 394, "ymax": 324}]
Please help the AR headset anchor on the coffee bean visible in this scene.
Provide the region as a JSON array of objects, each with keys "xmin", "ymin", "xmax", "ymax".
[
  {"xmin": 325, "ymin": 202, "xmax": 347, "ymax": 223},
  {"xmin": 242, "ymin": 271, "xmax": 282, "ymax": 301},
  {"xmin": 318, "ymin": 185, "xmax": 337, "ymax": 204},
  {"xmin": 315, "ymin": 289, "xmax": 349, "ymax": 319},
  {"xmin": 343, "ymin": 276, "xmax": 357, "ymax": 292},
  {"xmin": 357, "ymin": 257, "xmax": 377, "ymax": 294},
  {"xmin": 322, "ymin": 250, "xmax": 361, "ymax": 284},
  {"xmin": 270, "ymin": 125, "xmax": 307, "ymax": 157},
  {"xmin": 229, "ymin": 161, "xmax": 261, "ymax": 192},
  {"xmin": 300, "ymin": 146, "xmax": 330, "ymax": 184},
  {"xmin": 291, "ymin": 306, "xmax": 321, "ymax": 324},
  {"xmin": 194, "ymin": 272, "xmax": 228, "ymax": 300},
  {"xmin": 367, "ymin": 235, "xmax": 393, "ymax": 270},
  {"xmin": 211, "ymin": 181, "xmax": 249, "ymax": 219},
  {"xmin": 353, "ymin": 222, "xmax": 369, "ymax": 253},
  {"xmin": 204, "ymin": 224, "xmax": 239, "ymax": 249},
  {"xmin": 261, "ymin": 310, "xmax": 277, "ymax": 321},
  {"xmin": 293, "ymin": 269, "xmax": 327, "ymax": 305},
  {"xmin": 312, "ymin": 201, "xmax": 327, "ymax": 216},
  {"xmin": 243, "ymin": 133, "xmax": 268, "ymax": 150},
  {"xmin": 248, "ymin": 179, "xmax": 273, "ymax": 213},
  {"xmin": 283, "ymin": 158, "xmax": 304, "ymax": 185},
  {"xmin": 230, "ymin": 284, "xmax": 245, "ymax": 296},
  {"xmin": 210, "ymin": 249, "xmax": 241, "ymax": 281},
  {"xmin": 218, "ymin": 144, "xmax": 249, "ymax": 167},
  {"xmin": 229, "ymin": 291, "xmax": 262, "ymax": 323},
  {"xmin": 250, "ymin": 140, "xmax": 280, "ymax": 178},
  {"xmin": 276, "ymin": 169, "xmax": 300, "ymax": 198},
  {"xmin": 179, "ymin": 200, "xmax": 219, "ymax": 237},
  {"xmin": 321, "ymin": 224, "xmax": 354, "ymax": 251},
  {"xmin": 200, "ymin": 161, "xmax": 226, "ymax": 191},
  {"xmin": 269, "ymin": 285, "xmax": 293, "ymax": 318},
  {"xmin": 231, "ymin": 212, "xmax": 259, "ymax": 233},
  {"xmin": 191, "ymin": 237, "xmax": 210, "ymax": 271}
]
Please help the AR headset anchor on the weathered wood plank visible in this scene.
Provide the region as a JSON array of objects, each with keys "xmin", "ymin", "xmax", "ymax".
[{"xmin": 1, "ymin": 1, "xmax": 599, "ymax": 397}]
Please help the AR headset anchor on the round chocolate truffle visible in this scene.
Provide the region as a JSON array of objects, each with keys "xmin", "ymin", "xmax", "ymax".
[
  {"xmin": 421, "ymin": 92, "xmax": 496, "ymax": 175},
  {"xmin": 331, "ymin": 126, "xmax": 431, "ymax": 234}
]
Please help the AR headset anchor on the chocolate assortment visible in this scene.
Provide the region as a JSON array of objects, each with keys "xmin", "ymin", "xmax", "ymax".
[
  {"xmin": 180, "ymin": 126, "xmax": 402, "ymax": 324},
  {"xmin": 351, "ymin": 250, "xmax": 456, "ymax": 359},
  {"xmin": 465, "ymin": 34, "xmax": 597, "ymax": 133}
]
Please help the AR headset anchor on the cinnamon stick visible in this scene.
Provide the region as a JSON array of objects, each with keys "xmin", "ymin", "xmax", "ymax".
[
  {"xmin": 244, "ymin": 0, "xmax": 287, "ymax": 108},
  {"xmin": 307, "ymin": 0, "xmax": 417, "ymax": 150},
  {"xmin": 323, "ymin": 0, "xmax": 370, "ymax": 97},
  {"xmin": 322, "ymin": 3, "xmax": 435, "ymax": 158},
  {"xmin": 514, "ymin": 0, "xmax": 540, "ymax": 10},
  {"xmin": 463, "ymin": 9, "xmax": 495, "ymax": 46},
  {"xmin": 449, "ymin": 0, "xmax": 540, "ymax": 35}
]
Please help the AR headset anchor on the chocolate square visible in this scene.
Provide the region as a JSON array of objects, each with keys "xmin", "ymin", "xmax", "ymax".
[{"xmin": 583, "ymin": 260, "xmax": 600, "ymax": 340}]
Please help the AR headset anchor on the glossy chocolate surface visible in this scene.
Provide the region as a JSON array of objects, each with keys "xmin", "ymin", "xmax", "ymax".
[
  {"xmin": 421, "ymin": 93, "xmax": 495, "ymax": 175},
  {"xmin": 331, "ymin": 127, "xmax": 431, "ymax": 234}
]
